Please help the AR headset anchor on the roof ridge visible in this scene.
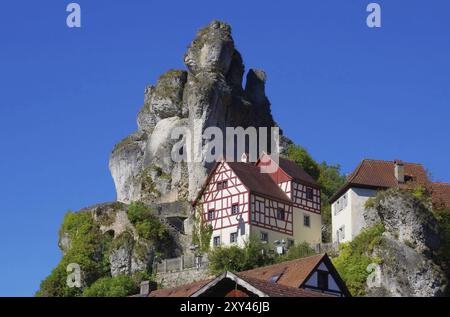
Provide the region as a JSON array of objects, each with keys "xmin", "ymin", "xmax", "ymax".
[
  {"xmin": 361, "ymin": 158, "xmax": 424, "ymax": 166},
  {"xmin": 240, "ymin": 253, "xmax": 325, "ymax": 273}
]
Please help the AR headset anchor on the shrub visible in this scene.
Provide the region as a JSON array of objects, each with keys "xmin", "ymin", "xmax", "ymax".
[
  {"xmin": 36, "ymin": 211, "xmax": 112, "ymax": 297},
  {"xmin": 276, "ymin": 242, "xmax": 316, "ymax": 263},
  {"xmin": 128, "ymin": 202, "xmax": 169, "ymax": 242},
  {"xmin": 82, "ymin": 275, "xmax": 137, "ymax": 297},
  {"xmin": 332, "ymin": 224, "xmax": 384, "ymax": 296},
  {"xmin": 208, "ymin": 237, "xmax": 273, "ymax": 275}
]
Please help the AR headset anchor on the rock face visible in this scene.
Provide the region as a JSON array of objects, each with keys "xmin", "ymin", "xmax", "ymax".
[
  {"xmin": 362, "ymin": 189, "xmax": 447, "ymax": 297},
  {"xmin": 109, "ymin": 20, "xmax": 284, "ymax": 204},
  {"xmin": 58, "ymin": 202, "xmax": 187, "ymax": 278}
]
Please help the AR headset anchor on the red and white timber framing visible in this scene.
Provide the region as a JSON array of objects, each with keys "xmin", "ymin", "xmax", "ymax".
[
  {"xmin": 256, "ymin": 154, "xmax": 321, "ymax": 214},
  {"xmin": 199, "ymin": 162, "xmax": 250, "ymax": 231}
]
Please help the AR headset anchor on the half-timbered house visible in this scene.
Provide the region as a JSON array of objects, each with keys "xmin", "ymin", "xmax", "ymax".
[{"xmin": 193, "ymin": 153, "xmax": 322, "ymax": 249}]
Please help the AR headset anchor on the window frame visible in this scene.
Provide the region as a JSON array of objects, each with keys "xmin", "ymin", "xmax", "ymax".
[
  {"xmin": 303, "ymin": 214, "xmax": 311, "ymax": 227},
  {"xmin": 260, "ymin": 231, "xmax": 269, "ymax": 243},
  {"xmin": 231, "ymin": 204, "xmax": 239, "ymax": 215},
  {"xmin": 276, "ymin": 208, "xmax": 286, "ymax": 221},
  {"xmin": 230, "ymin": 232, "xmax": 238, "ymax": 244},
  {"xmin": 208, "ymin": 209, "xmax": 215, "ymax": 221},
  {"xmin": 306, "ymin": 187, "xmax": 314, "ymax": 200},
  {"xmin": 213, "ymin": 236, "xmax": 221, "ymax": 247}
]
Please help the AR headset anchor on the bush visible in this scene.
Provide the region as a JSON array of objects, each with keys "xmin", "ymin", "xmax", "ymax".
[
  {"xmin": 332, "ymin": 224, "xmax": 384, "ymax": 296},
  {"xmin": 36, "ymin": 211, "xmax": 113, "ymax": 297},
  {"xmin": 82, "ymin": 275, "xmax": 137, "ymax": 297},
  {"xmin": 128, "ymin": 202, "xmax": 169, "ymax": 242},
  {"xmin": 208, "ymin": 237, "xmax": 273, "ymax": 275},
  {"xmin": 277, "ymin": 242, "xmax": 316, "ymax": 263}
]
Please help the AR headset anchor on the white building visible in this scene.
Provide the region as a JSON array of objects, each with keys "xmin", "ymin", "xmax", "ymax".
[
  {"xmin": 330, "ymin": 159, "xmax": 430, "ymax": 244},
  {"xmin": 193, "ymin": 154, "xmax": 322, "ymax": 251}
]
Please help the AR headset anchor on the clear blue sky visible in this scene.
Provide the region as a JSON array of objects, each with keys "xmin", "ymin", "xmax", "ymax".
[{"xmin": 0, "ymin": 0, "xmax": 449, "ymax": 296}]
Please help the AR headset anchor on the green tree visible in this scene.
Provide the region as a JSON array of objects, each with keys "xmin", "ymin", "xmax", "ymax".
[{"xmin": 287, "ymin": 145, "xmax": 320, "ymax": 180}]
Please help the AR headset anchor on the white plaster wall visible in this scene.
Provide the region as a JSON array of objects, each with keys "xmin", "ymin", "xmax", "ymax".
[
  {"xmin": 350, "ymin": 187, "xmax": 377, "ymax": 240},
  {"xmin": 332, "ymin": 187, "xmax": 377, "ymax": 244}
]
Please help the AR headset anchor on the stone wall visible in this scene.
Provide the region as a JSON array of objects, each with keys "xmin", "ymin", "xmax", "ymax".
[{"xmin": 156, "ymin": 267, "xmax": 213, "ymax": 289}]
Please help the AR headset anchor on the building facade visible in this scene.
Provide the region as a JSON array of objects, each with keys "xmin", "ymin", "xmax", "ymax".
[
  {"xmin": 193, "ymin": 154, "xmax": 322, "ymax": 250},
  {"xmin": 330, "ymin": 159, "xmax": 450, "ymax": 244}
]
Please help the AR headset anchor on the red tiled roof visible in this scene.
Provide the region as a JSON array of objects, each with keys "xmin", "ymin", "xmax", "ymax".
[
  {"xmin": 239, "ymin": 254, "xmax": 325, "ymax": 288},
  {"xmin": 278, "ymin": 157, "xmax": 319, "ymax": 187},
  {"xmin": 149, "ymin": 272, "xmax": 330, "ymax": 298},
  {"xmin": 227, "ymin": 162, "xmax": 292, "ymax": 203},
  {"xmin": 432, "ymin": 182, "xmax": 450, "ymax": 210},
  {"xmin": 237, "ymin": 274, "xmax": 331, "ymax": 297},
  {"xmin": 149, "ymin": 279, "xmax": 213, "ymax": 297},
  {"xmin": 331, "ymin": 159, "xmax": 430, "ymax": 203}
]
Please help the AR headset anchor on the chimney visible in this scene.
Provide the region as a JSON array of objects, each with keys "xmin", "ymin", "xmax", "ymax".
[
  {"xmin": 241, "ymin": 152, "xmax": 249, "ymax": 163},
  {"xmin": 140, "ymin": 281, "xmax": 157, "ymax": 296},
  {"xmin": 394, "ymin": 160, "xmax": 405, "ymax": 183}
]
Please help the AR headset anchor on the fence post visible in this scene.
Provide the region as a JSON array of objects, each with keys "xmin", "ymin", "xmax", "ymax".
[
  {"xmin": 180, "ymin": 256, "xmax": 184, "ymax": 271},
  {"xmin": 164, "ymin": 259, "xmax": 167, "ymax": 273}
]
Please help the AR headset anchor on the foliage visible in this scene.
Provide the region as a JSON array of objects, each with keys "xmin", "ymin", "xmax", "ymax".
[
  {"xmin": 192, "ymin": 203, "xmax": 213, "ymax": 254},
  {"xmin": 287, "ymin": 145, "xmax": 320, "ymax": 180},
  {"xmin": 128, "ymin": 202, "xmax": 169, "ymax": 242},
  {"xmin": 208, "ymin": 237, "xmax": 273, "ymax": 275},
  {"xmin": 433, "ymin": 209, "xmax": 450, "ymax": 295},
  {"xmin": 276, "ymin": 242, "xmax": 316, "ymax": 263},
  {"xmin": 82, "ymin": 275, "xmax": 137, "ymax": 297},
  {"xmin": 332, "ymin": 224, "xmax": 385, "ymax": 296},
  {"xmin": 36, "ymin": 211, "xmax": 113, "ymax": 297}
]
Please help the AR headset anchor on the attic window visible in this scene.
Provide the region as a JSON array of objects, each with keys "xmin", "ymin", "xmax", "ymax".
[
  {"xmin": 217, "ymin": 181, "xmax": 228, "ymax": 190},
  {"xmin": 404, "ymin": 175, "xmax": 416, "ymax": 183},
  {"xmin": 270, "ymin": 273, "xmax": 283, "ymax": 283}
]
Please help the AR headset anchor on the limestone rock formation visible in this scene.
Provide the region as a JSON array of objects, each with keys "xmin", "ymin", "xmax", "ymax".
[
  {"xmin": 362, "ymin": 189, "xmax": 447, "ymax": 297},
  {"xmin": 109, "ymin": 20, "xmax": 285, "ymax": 204}
]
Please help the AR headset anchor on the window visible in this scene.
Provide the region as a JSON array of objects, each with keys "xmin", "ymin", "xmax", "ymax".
[
  {"xmin": 217, "ymin": 181, "xmax": 228, "ymax": 190},
  {"xmin": 260, "ymin": 232, "xmax": 269, "ymax": 243},
  {"xmin": 304, "ymin": 215, "xmax": 311, "ymax": 227},
  {"xmin": 306, "ymin": 188, "xmax": 314, "ymax": 200},
  {"xmin": 270, "ymin": 273, "xmax": 283, "ymax": 283},
  {"xmin": 317, "ymin": 271, "xmax": 329, "ymax": 290},
  {"xmin": 231, "ymin": 204, "xmax": 239, "ymax": 215},
  {"xmin": 337, "ymin": 225, "xmax": 345, "ymax": 242},
  {"xmin": 277, "ymin": 208, "xmax": 285, "ymax": 221},
  {"xmin": 213, "ymin": 236, "xmax": 221, "ymax": 247},
  {"xmin": 230, "ymin": 232, "xmax": 238, "ymax": 244},
  {"xmin": 208, "ymin": 210, "xmax": 215, "ymax": 221},
  {"xmin": 287, "ymin": 239, "xmax": 295, "ymax": 248},
  {"xmin": 342, "ymin": 194, "xmax": 348, "ymax": 209}
]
